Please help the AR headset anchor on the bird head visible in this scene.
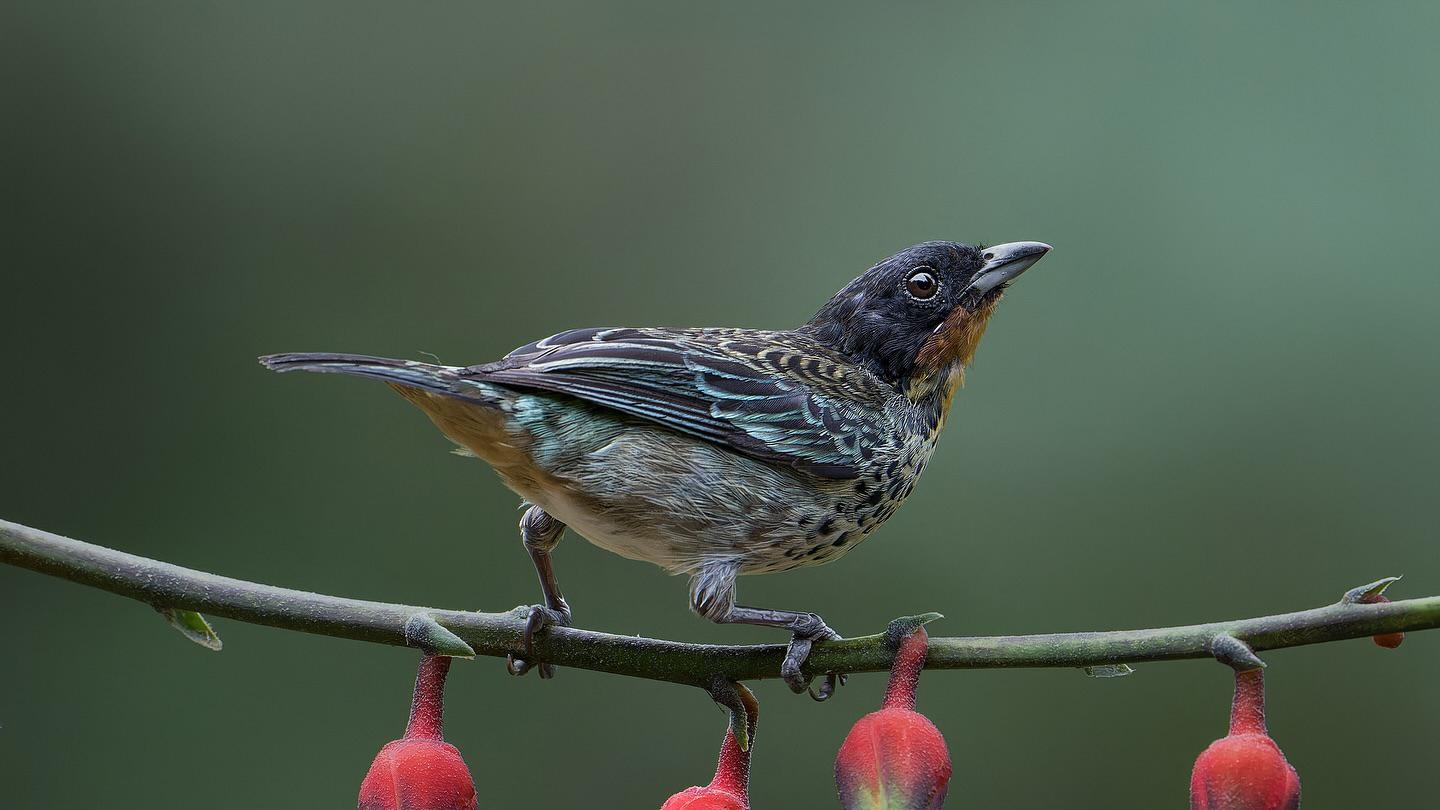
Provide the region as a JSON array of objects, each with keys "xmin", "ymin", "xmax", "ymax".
[{"xmin": 804, "ymin": 241, "xmax": 1051, "ymax": 399}]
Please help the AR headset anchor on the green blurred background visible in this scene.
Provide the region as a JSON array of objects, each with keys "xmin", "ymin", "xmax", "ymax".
[{"xmin": 3, "ymin": 2, "xmax": 1437, "ymax": 807}]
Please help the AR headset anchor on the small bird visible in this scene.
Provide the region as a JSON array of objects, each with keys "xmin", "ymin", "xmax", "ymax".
[{"xmin": 261, "ymin": 240, "xmax": 1050, "ymax": 696}]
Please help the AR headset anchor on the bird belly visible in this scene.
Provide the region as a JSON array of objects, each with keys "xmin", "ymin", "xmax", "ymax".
[
  {"xmin": 519, "ymin": 410, "xmax": 919, "ymax": 576},
  {"xmin": 407, "ymin": 389, "xmax": 922, "ymax": 576},
  {"xmin": 517, "ymin": 437, "xmax": 883, "ymax": 576},
  {"xmin": 492, "ymin": 399, "xmax": 851, "ymax": 571},
  {"xmin": 523, "ymin": 486, "xmax": 693, "ymax": 569}
]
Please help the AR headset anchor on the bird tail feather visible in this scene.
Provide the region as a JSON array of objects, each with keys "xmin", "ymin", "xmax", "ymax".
[{"xmin": 258, "ymin": 352, "xmax": 489, "ymax": 403}]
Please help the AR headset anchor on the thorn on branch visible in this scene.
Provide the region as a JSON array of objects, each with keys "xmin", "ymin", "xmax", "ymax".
[
  {"xmin": 709, "ymin": 678, "xmax": 759, "ymax": 753},
  {"xmin": 883, "ymin": 612, "xmax": 944, "ymax": 650},
  {"xmin": 1208, "ymin": 633, "xmax": 1265, "ymax": 672},
  {"xmin": 404, "ymin": 613, "xmax": 476, "ymax": 659},
  {"xmin": 1341, "ymin": 575, "xmax": 1403, "ymax": 605},
  {"xmin": 1341, "ymin": 576, "xmax": 1408, "ymax": 649},
  {"xmin": 155, "ymin": 606, "xmax": 223, "ymax": 651}
]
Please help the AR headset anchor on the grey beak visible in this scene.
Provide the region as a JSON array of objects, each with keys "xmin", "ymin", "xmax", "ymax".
[{"xmin": 965, "ymin": 241, "xmax": 1053, "ymax": 295}]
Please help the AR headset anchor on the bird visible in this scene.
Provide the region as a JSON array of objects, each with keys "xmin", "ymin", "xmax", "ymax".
[{"xmin": 260, "ymin": 239, "xmax": 1051, "ymax": 697}]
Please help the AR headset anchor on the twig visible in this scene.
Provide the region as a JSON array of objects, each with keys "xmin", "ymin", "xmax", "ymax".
[{"xmin": 3, "ymin": 517, "xmax": 1436, "ymax": 688}]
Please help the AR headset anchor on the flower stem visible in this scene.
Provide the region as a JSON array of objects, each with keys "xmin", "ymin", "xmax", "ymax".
[
  {"xmin": 1228, "ymin": 668, "xmax": 1267, "ymax": 736},
  {"xmin": 882, "ymin": 628, "xmax": 929, "ymax": 711},
  {"xmin": 404, "ymin": 655, "xmax": 450, "ymax": 741},
  {"xmin": 710, "ymin": 687, "xmax": 758, "ymax": 797}
]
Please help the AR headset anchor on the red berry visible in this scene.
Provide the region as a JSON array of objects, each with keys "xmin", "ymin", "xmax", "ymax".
[
  {"xmin": 358, "ymin": 656, "xmax": 478, "ymax": 810},
  {"xmin": 660, "ymin": 785, "xmax": 748, "ymax": 810},
  {"xmin": 1372, "ymin": 631, "xmax": 1404, "ymax": 649},
  {"xmin": 835, "ymin": 625, "xmax": 951, "ymax": 810},
  {"xmin": 1189, "ymin": 669, "xmax": 1300, "ymax": 810},
  {"xmin": 1358, "ymin": 593, "xmax": 1405, "ymax": 649}
]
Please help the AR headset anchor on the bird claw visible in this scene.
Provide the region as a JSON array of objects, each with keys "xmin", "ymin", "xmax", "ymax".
[
  {"xmin": 780, "ymin": 618, "xmax": 844, "ymax": 696},
  {"xmin": 505, "ymin": 653, "xmax": 545, "ymax": 677},
  {"xmin": 505, "ymin": 603, "xmax": 570, "ymax": 679},
  {"xmin": 808, "ymin": 671, "xmax": 847, "ymax": 702}
]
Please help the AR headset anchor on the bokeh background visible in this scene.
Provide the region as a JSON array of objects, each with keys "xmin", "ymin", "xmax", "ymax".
[{"xmin": 3, "ymin": 2, "xmax": 1437, "ymax": 807}]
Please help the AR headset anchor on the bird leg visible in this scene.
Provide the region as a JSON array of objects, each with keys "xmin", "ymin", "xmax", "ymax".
[
  {"xmin": 506, "ymin": 505, "xmax": 571, "ymax": 679},
  {"xmin": 689, "ymin": 565, "xmax": 844, "ymax": 700},
  {"xmin": 724, "ymin": 606, "xmax": 844, "ymax": 699}
]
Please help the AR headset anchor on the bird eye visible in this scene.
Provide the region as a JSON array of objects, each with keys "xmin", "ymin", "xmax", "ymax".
[{"xmin": 905, "ymin": 268, "xmax": 939, "ymax": 300}]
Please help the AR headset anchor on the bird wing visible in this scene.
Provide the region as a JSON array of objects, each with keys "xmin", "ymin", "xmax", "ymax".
[{"xmin": 467, "ymin": 327, "xmax": 897, "ymax": 479}]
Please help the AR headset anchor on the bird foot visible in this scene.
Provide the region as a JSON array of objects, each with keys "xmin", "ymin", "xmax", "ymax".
[
  {"xmin": 505, "ymin": 603, "xmax": 571, "ymax": 679},
  {"xmin": 780, "ymin": 614, "xmax": 846, "ymax": 700}
]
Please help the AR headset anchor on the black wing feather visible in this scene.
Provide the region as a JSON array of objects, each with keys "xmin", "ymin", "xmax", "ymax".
[{"xmin": 472, "ymin": 327, "xmax": 898, "ymax": 479}]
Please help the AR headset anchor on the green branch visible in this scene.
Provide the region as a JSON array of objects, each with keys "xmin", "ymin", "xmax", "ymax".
[{"xmin": 3, "ymin": 517, "xmax": 1436, "ymax": 688}]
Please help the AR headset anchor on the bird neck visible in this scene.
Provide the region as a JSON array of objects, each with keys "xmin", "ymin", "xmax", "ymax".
[
  {"xmin": 907, "ymin": 361, "xmax": 965, "ymax": 435},
  {"xmin": 902, "ymin": 295, "xmax": 1000, "ymax": 430}
]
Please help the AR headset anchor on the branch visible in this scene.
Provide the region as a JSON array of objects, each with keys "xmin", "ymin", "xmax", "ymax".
[{"xmin": 3, "ymin": 517, "xmax": 1436, "ymax": 688}]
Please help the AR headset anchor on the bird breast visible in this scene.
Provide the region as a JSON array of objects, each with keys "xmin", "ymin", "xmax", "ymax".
[{"xmin": 491, "ymin": 394, "xmax": 939, "ymax": 577}]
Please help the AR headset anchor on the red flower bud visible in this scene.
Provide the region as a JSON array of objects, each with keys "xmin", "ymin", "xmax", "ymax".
[
  {"xmin": 1358, "ymin": 593, "xmax": 1405, "ymax": 649},
  {"xmin": 1189, "ymin": 668, "xmax": 1300, "ymax": 810},
  {"xmin": 359, "ymin": 655, "xmax": 477, "ymax": 810},
  {"xmin": 835, "ymin": 622, "xmax": 951, "ymax": 810},
  {"xmin": 661, "ymin": 684, "xmax": 758, "ymax": 810}
]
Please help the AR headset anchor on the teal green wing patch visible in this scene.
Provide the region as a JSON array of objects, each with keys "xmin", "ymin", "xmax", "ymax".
[{"xmin": 474, "ymin": 328, "xmax": 896, "ymax": 479}]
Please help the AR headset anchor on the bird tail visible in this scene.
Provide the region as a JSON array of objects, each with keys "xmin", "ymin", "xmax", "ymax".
[{"xmin": 258, "ymin": 352, "xmax": 482, "ymax": 401}]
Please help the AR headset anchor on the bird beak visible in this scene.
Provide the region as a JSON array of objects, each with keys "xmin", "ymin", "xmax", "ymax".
[{"xmin": 964, "ymin": 241, "xmax": 1053, "ymax": 296}]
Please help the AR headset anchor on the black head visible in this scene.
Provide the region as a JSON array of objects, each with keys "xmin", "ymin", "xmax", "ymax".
[{"xmin": 803, "ymin": 240, "xmax": 1051, "ymax": 392}]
